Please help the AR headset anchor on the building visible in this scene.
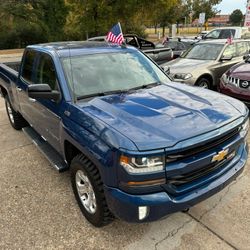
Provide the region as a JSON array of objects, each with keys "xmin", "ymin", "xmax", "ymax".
[{"xmin": 192, "ymin": 14, "xmax": 230, "ymax": 26}]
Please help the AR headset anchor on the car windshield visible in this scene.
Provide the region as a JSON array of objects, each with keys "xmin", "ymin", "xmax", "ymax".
[
  {"xmin": 61, "ymin": 50, "xmax": 170, "ymax": 100},
  {"xmin": 181, "ymin": 43, "xmax": 224, "ymax": 60}
]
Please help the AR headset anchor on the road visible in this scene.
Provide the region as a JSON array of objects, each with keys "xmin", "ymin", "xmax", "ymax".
[{"xmin": 0, "ymin": 96, "xmax": 250, "ymax": 250}]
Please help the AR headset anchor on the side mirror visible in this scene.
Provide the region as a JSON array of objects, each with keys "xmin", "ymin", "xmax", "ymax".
[
  {"xmin": 28, "ymin": 84, "xmax": 60, "ymax": 102},
  {"xmin": 243, "ymin": 54, "xmax": 250, "ymax": 60},
  {"xmin": 161, "ymin": 66, "xmax": 170, "ymax": 74},
  {"xmin": 220, "ymin": 55, "xmax": 233, "ymax": 61}
]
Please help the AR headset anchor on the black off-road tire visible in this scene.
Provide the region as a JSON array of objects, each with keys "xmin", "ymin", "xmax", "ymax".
[
  {"xmin": 70, "ymin": 154, "xmax": 114, "ymax": 227},
  {"xmin": 196, "ymin": 78, "xmax": 212, "ymax": 89},
  {"xmin": 5, "ymin": 96, "xmax": 28, "ymax": 130}
]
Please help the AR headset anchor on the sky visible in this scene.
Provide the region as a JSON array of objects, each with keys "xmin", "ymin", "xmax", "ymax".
[{"xmin": 216, "ymin": 0, "xmax": 247, "ymax": 14}]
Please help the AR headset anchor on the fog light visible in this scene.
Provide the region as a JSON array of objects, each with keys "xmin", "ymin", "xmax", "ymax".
[{"xmin": 138, "ymin": 206, "xmax": 149, "ymax": 220}]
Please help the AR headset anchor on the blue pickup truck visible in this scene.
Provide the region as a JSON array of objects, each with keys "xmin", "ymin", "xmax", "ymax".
[{"xmin": 0, "ymin": 42, "xmax": 249, "ymax": 227}]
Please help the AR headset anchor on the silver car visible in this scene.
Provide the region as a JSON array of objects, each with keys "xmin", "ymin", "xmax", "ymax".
[{"xmin": 161, "ymin": 39, "xmax": 250, "ymax": 89}]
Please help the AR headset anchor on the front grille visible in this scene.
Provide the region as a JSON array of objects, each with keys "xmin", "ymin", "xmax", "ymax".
[
  {"xmin": 166, "ymin": 127, "xmax": 240, "ymax": 162},
  {"xmin": 227, "ymin": 76, "xmax": 250, "ymax": 89},
  {"xmin": 167, "ymin": 156, "xmax": 232, "ymax": 186}
]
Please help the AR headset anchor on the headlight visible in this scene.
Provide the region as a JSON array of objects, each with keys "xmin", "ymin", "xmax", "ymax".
[
  {"xmin": 242, "ymin": 119, "xmax": 249, "ymax": 133},
  {"xmin": 174, "ymin": 73, "xmax": 192, "ymax": 80},
  {"xmin": 221, "ymin": 73, "xmax": 229, "ymax": 85},
  {"xmin": 120, "ymin": 155, "xmax": 165, "ymax": 173}
]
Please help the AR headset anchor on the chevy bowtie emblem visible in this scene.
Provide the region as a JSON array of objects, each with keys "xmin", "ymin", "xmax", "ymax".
[{"xmin": 212, "ymin": 149, "xmax": 229, "ymax": 162}]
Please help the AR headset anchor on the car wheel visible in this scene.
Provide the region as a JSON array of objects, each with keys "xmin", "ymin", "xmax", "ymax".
[
  {"xmin": 70, "ymin": 154, "xmax": 113, "ymax": 227},
  {"xmin": 5, "ymin": 96, "xmax": 28, "ymax": 130},
  {"xmin": 196, "ymin": 78, "xmax": 211, "ymax": 89}
]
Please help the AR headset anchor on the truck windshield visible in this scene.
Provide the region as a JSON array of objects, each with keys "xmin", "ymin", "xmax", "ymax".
[
  {"xmin": 181, "ymin": 43, "xmax": 224, "ymax": 60},
  {"xmin": 61, "ymin": 50, "xmax": 170, "ymax": 100}
]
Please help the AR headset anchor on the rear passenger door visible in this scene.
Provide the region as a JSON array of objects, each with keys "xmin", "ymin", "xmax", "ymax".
[{"xmin": 17, "ymin": 50, "xmax": 41, "ymax": 129}]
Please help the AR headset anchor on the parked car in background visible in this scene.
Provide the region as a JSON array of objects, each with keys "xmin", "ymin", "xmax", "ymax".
[
  {"xmin": 162, "ymin": 38, "xmax": 197, "ymax": 59},
  {"xmin": 88, "ymin": 34, "xmax": 173, "ymax": 64},
  {"xmin": 220, "ymin": 56, "xmax": 250, "ymax": 106},
  {"xmin": 161, "ymin": 39, "xmax": 250, "ymax": 89},
  {"xmin": 203, "ymin": 27, "xmax": 250, "ymax": 40},
  {"xmin": 196, "ymin": 30, "xmax": 209, "ymax": 40}
]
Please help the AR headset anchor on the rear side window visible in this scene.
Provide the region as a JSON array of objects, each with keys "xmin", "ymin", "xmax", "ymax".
[
  {"xmin": 36, "ymin": 53, "xmax": 58, "ymax": 91},
  {"xmin": 21, "ymin": 50, "xmax": 36, "ymax": 83},
  {"xmin": 218, "ymin": 29, "xmax": 235, "ymax": 39}
]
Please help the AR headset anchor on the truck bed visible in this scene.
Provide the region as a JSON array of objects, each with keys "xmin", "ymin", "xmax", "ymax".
[{"xmin": 2, "ymin": 62, "xmax": 21, "ymax": 72}]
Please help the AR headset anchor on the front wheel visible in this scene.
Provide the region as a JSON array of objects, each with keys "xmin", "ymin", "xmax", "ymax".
[
  {"xmin": 196, "ymin": 78, "xmax": 212, "ymax": 89},
  {"xmin": 70, "ymin": 154, "xmax": 113, "ymax": 227},
  {"xmin": 5, "ymin": 96, "xmax": 28, "ymax": 130}
]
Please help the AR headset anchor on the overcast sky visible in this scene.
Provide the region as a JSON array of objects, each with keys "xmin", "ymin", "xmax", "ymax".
[{"xmin": 216, "ymin": 0, "xmax": 247, "ymax": 14}]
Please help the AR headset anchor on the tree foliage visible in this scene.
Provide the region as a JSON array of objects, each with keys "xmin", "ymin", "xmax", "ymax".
[
  {"xmin": 0, "ymin": 0, "xmax": 222, "ymax": 49},
  {"xmin": 183, "ymin": 0, "xmax": 222, "ymax": 21},
  {"xmin": 229, "ymin": 9, "xmax": 244, "ymax": 26}
]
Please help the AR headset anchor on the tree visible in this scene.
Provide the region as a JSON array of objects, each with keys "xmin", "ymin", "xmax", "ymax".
[
  {"xmin": 184, "ymin": 0, "xmax": 222, "ymax": 21},
  {"xmin": 230, "ymin": 9, "xmax": 244, "ymax": 26}
]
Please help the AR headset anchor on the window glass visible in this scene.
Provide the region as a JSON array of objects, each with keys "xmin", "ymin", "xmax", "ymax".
[
  {"xmin": 61, "ymin": 51, "xmax": 170, "ymax": 99},
  {"xmin": 206, "ymin": 30, "xmax": 221, "ymax": 39},
  {"xmin": 36, "ymin": 53, "xmax": 58, "ymax": 90},
  {"xmin": 21, "ymin": 50, "xmax": 36, "ymax": 83},
  {"xmin": 236, "ymin": 42, "xmax": 249, "ymax": 56},
  {"xmin": 218, "ymin": 29, "xmax": 235, "ymax": 39},
  {"xmin": 223, "ymin": 44, "xmax": 237, "ymax": 58},
  {"xmin": 182, "ymin": 43, "xmax": 224, "ymax": 60}
]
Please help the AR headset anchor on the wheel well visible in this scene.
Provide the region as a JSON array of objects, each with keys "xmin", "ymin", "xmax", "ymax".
[
  {"xmin": 64, "ymin": 140, "xmax": 81, "ymax": 165},
  {"xmin": 0, "ymin": 86, "xmax": 7, "ymax": 97},
  {"xmin": 195, "ymin": 74, "xmax": 213, "ymax": 86}
]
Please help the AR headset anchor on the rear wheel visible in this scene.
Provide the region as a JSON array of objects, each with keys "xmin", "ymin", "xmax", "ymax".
[
  {"xmin": 196, "ymin": 78, "xmax": 212, "ymax": 89},
  {"xmin": 70, "ymin": 154, "xmax": 113, "ymax": 227},
  {"xmin": 5, "ymin": 96, "xmax": 28, "ymax": 130}
]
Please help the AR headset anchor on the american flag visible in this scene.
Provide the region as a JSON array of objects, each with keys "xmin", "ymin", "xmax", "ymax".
[
  {"xmin": 227, "ymin": 36, "xmax": 233, "ymax": 45},
  {"xmin": 106, "ymin": 23, "xmax": 124, "ymax": 45},
  {"xmin": 227, "ymin": 30, "xmax": 234, "ymax": 45}
]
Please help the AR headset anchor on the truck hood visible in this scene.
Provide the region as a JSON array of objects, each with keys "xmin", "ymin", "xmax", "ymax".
[
  {"xmin": 165, "ymin": 58, "xmax": 213, "ymax": 74},
  {"xmin": 80, "ymin": 83, "xmax": 246, "ymax": 151},
  {"xmin": 229, "ymin": 61, "xmax": 250, "ymax": 80}
]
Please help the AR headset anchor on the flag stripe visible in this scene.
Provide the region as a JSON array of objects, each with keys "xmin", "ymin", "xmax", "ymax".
[{"xmin": 106, "ymin": 23, "xmax": 124, "ymax": 45}]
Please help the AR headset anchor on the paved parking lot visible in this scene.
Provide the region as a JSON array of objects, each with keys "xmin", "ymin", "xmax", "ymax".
[{"xmin": 0, "ymin": 96, "xmax": 250, "ymax": 250}]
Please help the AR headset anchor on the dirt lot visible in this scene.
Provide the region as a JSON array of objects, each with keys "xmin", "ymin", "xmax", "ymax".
[{"xmin": 0, "ymin": 97, "xmax": 250, "ymax": 250}]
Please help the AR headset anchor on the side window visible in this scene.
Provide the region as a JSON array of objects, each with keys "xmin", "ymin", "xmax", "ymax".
[
  {"xmin": 219, "ymin": 29, "xmax": 236, "ymax": 39},
  {"xmin": 223, "ymin": 44, "xmax": 237, "ymax": 58},
  {"xmin": 36, "ymin": 54, "xmax": 58, "ymax": 91},
  {"xmin": 21, "ymin": 50, "xmax": 36, "ymax": 83},
  {"xmin": 236, "ymin": 42, "xmax": 249, "ymax": 57},
  {"xmin": 206, "ymin": 30, "xmax": 220, "ymax": 39}
]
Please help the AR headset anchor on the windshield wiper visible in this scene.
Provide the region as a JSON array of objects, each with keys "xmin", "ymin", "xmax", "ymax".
[
  {"xmin": 77, "ymin": 89, "xmax": 129, "ymax": 100},
  {"xmin": 127, "ymin": 82, "xmax": 161, "ymax": 91},
  {"xmin": 76, "ymin": 82, "xmax": 161, "ymax": 101}
]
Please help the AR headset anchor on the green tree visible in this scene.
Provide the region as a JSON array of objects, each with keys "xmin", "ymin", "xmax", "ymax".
[
  {"xmin": 229, "ymin": 9, "xmax": 244, "ymax": 26},
  {"xmin": 184, "ymin": 0, "xmax": 222, "ymax": 21}
]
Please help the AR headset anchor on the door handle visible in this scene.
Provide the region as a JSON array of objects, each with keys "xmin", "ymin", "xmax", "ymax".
[
  {"xmin": 28, "ymin": 98, "xmax": 36, "ymax": 103},
  {"xmin": 16, "ymin": 87, "xmax": 22, "ymax": 92}
]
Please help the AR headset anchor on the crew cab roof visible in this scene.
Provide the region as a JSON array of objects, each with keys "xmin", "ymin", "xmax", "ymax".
[{"xmin": 27, "ymin": 41, "xmax": 137, "ymax": 57}]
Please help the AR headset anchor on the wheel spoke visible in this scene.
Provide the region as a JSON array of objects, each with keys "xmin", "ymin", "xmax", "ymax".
[{"xmin": 75, "ymin": 170, "xmax": 97, "ymax": 214}]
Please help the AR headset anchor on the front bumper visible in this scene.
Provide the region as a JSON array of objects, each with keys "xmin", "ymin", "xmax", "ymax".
[{"xmin": 104, "ymin": 142, "xmax": 248, "ymax": 223}]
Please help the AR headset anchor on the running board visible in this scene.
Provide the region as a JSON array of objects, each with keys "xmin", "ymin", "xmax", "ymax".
[{"xmin": 22, "ymin": 127, "xmax": 69, "ymax": 172}]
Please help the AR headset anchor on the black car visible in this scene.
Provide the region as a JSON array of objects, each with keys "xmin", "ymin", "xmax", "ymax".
[{"xmin": 163, "ymin": 39, "xmax": 197, "ymax": 59}]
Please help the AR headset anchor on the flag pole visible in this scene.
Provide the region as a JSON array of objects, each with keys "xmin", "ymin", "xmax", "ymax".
[{"xmin": 118, "ymin": 22, "xmax": 126, "ymax": 48}]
